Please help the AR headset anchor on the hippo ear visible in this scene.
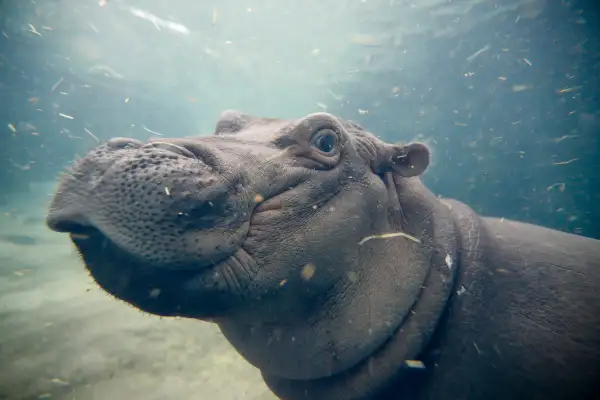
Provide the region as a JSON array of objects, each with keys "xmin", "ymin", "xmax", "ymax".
[
  {"xmin": 214, "ymin": 110, "xmax": 258, "ymax": 135},
  {"xmin": 374, "ymin": 142, "xmax": 430, "ymax": 177}
]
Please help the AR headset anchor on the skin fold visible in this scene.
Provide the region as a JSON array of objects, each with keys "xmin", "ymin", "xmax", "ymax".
[{"xmin": 46, "ymin": 111, "xmax": 600, "ymax": 399}]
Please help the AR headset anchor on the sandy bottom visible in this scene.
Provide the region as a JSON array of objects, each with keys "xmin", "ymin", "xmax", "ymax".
[{"xmin": 0, "ymin": 182, "xmax": 276, "ymax": 400}]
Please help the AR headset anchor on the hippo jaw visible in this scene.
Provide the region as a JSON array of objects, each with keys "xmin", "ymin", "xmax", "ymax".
[{"xmin": 46, "ymin": 111, "xmax": 443, "ymax": 386}]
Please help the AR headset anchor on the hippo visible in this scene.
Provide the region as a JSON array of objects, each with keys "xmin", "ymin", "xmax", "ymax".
[{"xmin": 46, "ymin": 111, "xmax": 600, "ymax": 400}]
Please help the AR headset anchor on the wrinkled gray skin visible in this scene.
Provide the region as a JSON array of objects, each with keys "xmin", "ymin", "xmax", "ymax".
[{"xmin": 47, "ymin": 111, "xmax": 600, "ymax": 400}]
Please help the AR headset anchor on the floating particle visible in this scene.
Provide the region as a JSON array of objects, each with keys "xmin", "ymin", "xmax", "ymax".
[
  {"xmin": 149, "ymin": 288, "xmax": 161, "ymax": 298},
  {"xmin": 212, "ymin": 7, "xmax": 218, "ymax": 26},
  {"xmin": 358, "ymin": 232, "xmax": 421, "ymax": 246},
  {"xmin": 445, "ymin": 254, "xmax": 453, "ymax": 269},
  {"xmin": 49, "ymin": 378, "xmax": 69, "ymax": 386},
  {"xmin": 58, "ymin": 113, "xmax": 74, "ymax": 120},
  {"xmin": 142, "ymin": 125, "xmax": 163, "ymax": 136},
  {"xmin": 347, "ymin": 271, "xmax": 358, "ymax": 283},
  {"xmin": 465, "ymin": 44, "xmax": 490, "ymax": 63},
  {"xmin": 552, "ymin": 134, "xmax": 578, "ymax": 143},
  {"xmin": 358, "ymin": 109, "xmax": 369, "ymax": 115},
  {"xmin": 84, "ymin": 128, "xmax": 99, "ymax": 143},
  {"xmin": 498, "ymin": 76, "xmax": 507, "ymax": 81},
  {"xmin": 546, "ymin": 182, "xmax": 566, "ymax": 192},
  {"xmin": 511, "ymin": 84, "xmax": 531, "ymax": 92},
  {"xmin": 301, "ymin": 263, "xmax": 316, "ymax": 281},
  {"xmin": 454, "ymin": 122, "xmax": 468, "ymax": 127},
  {"xmin": 29, "ymin": 24, "xmax": 42, "ymax": 36},
  {"xmin": 28, "ymin": 97, "xmax": 40, "ymax": 104},
  {"xmin": 404, "ymin": 360, "xmax": 426, "ymax": 369},
  {"xmin": 327, "ymin": 89, "xmax": 344, "ymax": 101},
  {"xmin": 391, "ymin": 86, "xmax": 402, "ymax": 94},
  {"xmin": 317, "ymin": 102, "xmax": 328, "ymax": 110},
  {"xmin": 556, "ymin": 86, "xmax": 582, "ymax": 94},
  {"xmin": 523, "ymin": 58, "xmax": 532, "ymax": 66},
  {"xmin": 7, "ymin": 123, "xmax": 16, "ymax": 133},
  {"xmin": 254, "ymin": 194, "xmax": 264, "ymax": 203},
  {"xmin": 164, "ymin": 186, "xmax": 171, "ymax": 196},
  {"xmin": 311, "ymin": 48, "xmax": 320, "ymax": 56},
  {"xmin": 350, "ymin": 33, "xmax": 384, "ymax": 46},
  {"xmin": 553, "ymin": 158, "xmax": 579, "ymax": 165},
  {"xmin": 125, "ymin": 97, "xmax": 130, "ymax": 103},
  {"xmin": 51, "ymin": 77, "xmax": 64, "ymax": 92},
  {"xmin": 279, "ymin": 279, "xmax": 287, "ymax": 287}
]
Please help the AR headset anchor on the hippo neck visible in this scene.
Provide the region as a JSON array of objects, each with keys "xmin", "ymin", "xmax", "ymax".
[{"xmin": 264, "ymin": 179, "xmax": 464, "ymax": 399}]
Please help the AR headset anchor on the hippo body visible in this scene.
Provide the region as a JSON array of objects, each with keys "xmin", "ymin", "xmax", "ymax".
[{"xmin": 47, "ymin": 111, "xmax": 600, "ymax": 400}]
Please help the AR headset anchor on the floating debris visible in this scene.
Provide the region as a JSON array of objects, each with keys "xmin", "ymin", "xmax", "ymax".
[
  {"xmin": 327, "ymin": 89, "xmax": 344, "ymax": 101},
  {"xmin": 300, "ymin": 263, "xmax": 316, "ymax": 281},
  {"xmin": 28, "ymin": 24, "xmax": 42, "ymax": 36},
  {"xmin": 553, "ymin": 134, "xmax": 578, "ymax": 143},
  {"xmin": 358, "ymin": 232, "xmax": 421, "ymax": 246},
  {"xmin": 89, "ymin": 65, "xmax": 124, "ymax": 80},
  {"xmin": 556, "ymin": 86, "xmax": 582, "ymax": 94},
  {"xmin": 347, "ymin": 271, "xmax": 358, "ymax": 283},
  {"xmin": 358, "ymin": 109, "xmax": 369, "ymax": 115},
  {"xmin": 445, "ymin": 254, "xmax": 453, "ymax": 269},
  {"xmin": 49, "ymin": 378, "xmax": 69, "ymax": 386},
  {"xmin": 466, "ymin": 44, "xmax": 490, "ymax": 63},
  {"xmin": 84, "ymin": 128, "xmax": 99, "ymax": 143},
  {"xmin": 350, "ymin": 33, "xmax": 385, "ymax": 46},
  {"xmin": 279, "ymin": 279, "xmax": 287, "ymax": 287},
  {"xmin": 129, "ymin": 7, "xmax": 190, "ymax": 35},
  {"xmin": 7, "ymin": 123, "xmax": 16, "ymax": 133},
  {"xmin": 546, "ymin": 183, "xmax": 566, "ymax": 192},
  {"xmin": 142, "ymin": 125, "xmax": 163, "ymax": 136},
  {"xmin": 404, "ymin": 360, "xmax": 426, "ymax": 369},
  {"xmin": 511, "ymin": 84, "xmax": 532, "ymax": 92},
  {"xmin": 212, "ymin": 7, "xmax": 218, "ymax": 26},
  {"xmin": 553, "ymin": 158, "xmax": 579, "ymax": 165},
  {"xmin": 51, "ymin": 77, "xmax": 64, "ymax": 92},
  {"xmin": 523, "ymin": 58, "xmax": 533, "ymax": 66}
]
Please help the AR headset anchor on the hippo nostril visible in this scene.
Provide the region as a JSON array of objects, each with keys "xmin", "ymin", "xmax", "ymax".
[
  {"xmin": 147, "ymin": 142, "xmax": 197, "ymax": 159},
  {"xmin": 107, "ymin": 137, "xmax": 144, "ymax": 150}
]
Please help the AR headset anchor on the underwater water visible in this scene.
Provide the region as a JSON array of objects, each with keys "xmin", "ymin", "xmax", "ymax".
[{"xmin": 0, "ymin": 0, "xmax": 598, "ymax": 399}]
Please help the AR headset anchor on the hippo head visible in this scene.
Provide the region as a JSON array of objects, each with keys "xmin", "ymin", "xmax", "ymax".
[{"xmin": 47, "ymin": 111, "xmax": 456, "ymax": 398}]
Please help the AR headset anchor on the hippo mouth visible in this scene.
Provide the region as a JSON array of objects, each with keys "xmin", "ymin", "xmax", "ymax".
[{"xmin": 49, "ymin": 185, "xmax": 288, "ymax": 318}]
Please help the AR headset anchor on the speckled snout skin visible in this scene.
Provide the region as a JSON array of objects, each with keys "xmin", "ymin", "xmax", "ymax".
[{"xmin": 47, "ymin": 111, "xmax": 600, "ymax": 400}]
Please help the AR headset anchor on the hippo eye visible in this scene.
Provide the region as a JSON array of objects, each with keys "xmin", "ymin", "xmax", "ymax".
[{"xmin": 310, "ymin": 129, "xmax": 338, "ymax": 154}]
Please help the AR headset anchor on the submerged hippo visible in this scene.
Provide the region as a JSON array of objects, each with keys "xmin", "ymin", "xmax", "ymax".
[{"xmin": 47, "ymin": 111, "xmax": 600, "ymax": 399}]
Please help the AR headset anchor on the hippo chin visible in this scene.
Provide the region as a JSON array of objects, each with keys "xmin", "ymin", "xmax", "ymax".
[{"xmin": 47, "ymin": 111, "xmax": 600, "ymax": 400}]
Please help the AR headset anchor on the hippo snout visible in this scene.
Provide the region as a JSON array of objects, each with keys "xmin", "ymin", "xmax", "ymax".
[{"xmin": 47, "ymin": 137, "xmax": 253, "ymax": 270}]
